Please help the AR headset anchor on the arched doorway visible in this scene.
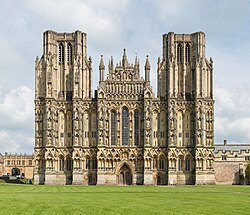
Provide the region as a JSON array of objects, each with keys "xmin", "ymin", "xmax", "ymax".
[
  {"xmin": 118, "ymin": 164, "xmax": 132, "ymax": 185},
  {"xmin": 12, "ymin": 168, "xmax": 20, "ymax": 176}
]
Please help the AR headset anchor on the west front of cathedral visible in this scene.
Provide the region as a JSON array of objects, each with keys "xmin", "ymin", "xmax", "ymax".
[{"xmin": 34, "ymin": 30, "xmax": 215, "ymax": 185}]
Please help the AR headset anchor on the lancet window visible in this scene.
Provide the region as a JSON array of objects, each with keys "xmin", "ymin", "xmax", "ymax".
[
  {"xmin": 59, "ymin": 43, "xmax": 64, "ymax": 63},
  {"xmin": 111, "ymin": 110, "xmax": 117, "ymax": 146},
  {"xmin": 134, "ymin": 110, "xmax": 139, "ymax": 146},
  {"xmin": 122, "ymin": 107, "xmax": 129, "ymax": 146}
]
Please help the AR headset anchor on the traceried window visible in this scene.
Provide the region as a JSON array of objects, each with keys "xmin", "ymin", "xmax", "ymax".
[
  {"xmin": 134, "ymin": 110, "xmax": 139, "ymax": 146},
  {"xmin": 159, "ymin": 157, "xmax": 165, "ymax": 170},
  {"xmin": 185, "ymin": 44, "xmax": 190, "ymax": 63},
  {"xmin": 178, "ymin": 158, "xmax": 183, "ymax": 171},
  {"xmin": 111, "ymin": 110, "xmax": 117, "ymax": 146},
  {"xmin": 186, "ymin": 159, "xmax": 191, "ymax": 172},
  {"xmin": 67, "ymin": 43, "xmax": 73, "ymax": 63},
  {"xmin": 59, "ymin": 43, "xmax": 64, "ymax": 63},
  {"xmin": 86, "ymin": 158, "xmax": 90, "ymax": 169},
  {"xmin": 66, "ymin": 158, "xmax": 72, "ymax": 171},
  {"xmin": 92, "ymin": 159, "xmax": 97, "ymax": 169},
  {"xmin": 177, "ymin": 43, "xmax": 182, "ymax": 63},
  {"xmin": 59, "ymin": 158, "xmax": 64, "ymax": 171},
  {"xmin": 122, "ymin": 107, "xmax": 129, "ymax": 146}
]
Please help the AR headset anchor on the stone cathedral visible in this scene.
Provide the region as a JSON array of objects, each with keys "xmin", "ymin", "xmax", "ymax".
[{"xmin": 34, "ymin": 30, "xmax": 215, "ymax": 185}]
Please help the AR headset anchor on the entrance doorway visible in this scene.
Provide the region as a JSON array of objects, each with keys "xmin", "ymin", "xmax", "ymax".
[
  {"xmin": 118, "ymin": 164, "xmax": 132, "ymax": 185},
  {"xmin": 12, "ymin": 168, "xmax": 20, "ymax": 176}
]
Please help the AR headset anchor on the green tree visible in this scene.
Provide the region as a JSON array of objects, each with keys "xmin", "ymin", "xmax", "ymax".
[{"xmin": 245, "ymin": 162, "xmax": 250, "ymax": 185}]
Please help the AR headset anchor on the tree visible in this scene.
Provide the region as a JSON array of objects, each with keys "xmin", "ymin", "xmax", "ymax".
[{"xmin": 245, "ymin": 162, "xmax": 250, "ymax": 185}]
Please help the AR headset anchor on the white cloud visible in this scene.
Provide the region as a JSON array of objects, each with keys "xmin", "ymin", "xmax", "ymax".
[
  {"xmin": 0, "ymin": 85, "xmax": 34, "ymax": 154},
  {"xmin": 214, "ymin": 84, "xmax": 250, "ymax": 143},
  {"xmin": 0, "ymin": 0, "xmax": 249, "ymax": 152}
]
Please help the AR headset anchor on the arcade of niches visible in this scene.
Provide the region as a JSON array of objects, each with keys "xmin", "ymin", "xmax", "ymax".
[{"xmin": 34, "ymin": 30, "xmax": 215, "ymax": 185}]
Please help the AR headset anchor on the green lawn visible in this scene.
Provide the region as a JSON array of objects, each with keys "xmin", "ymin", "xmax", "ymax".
[{"xmin": 0, "ymin": 184, "xmax": 249, "ymax": 215}]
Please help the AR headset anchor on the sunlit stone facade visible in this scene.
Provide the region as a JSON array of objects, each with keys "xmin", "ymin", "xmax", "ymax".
[{"xmin": 34, "ymin": 30, "xmax": 215, "ymax": 185}]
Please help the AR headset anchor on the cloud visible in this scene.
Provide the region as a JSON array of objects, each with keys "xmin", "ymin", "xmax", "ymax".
[
  {"xmin": 0, "ymin": 0, "xmax": 249, "ymax": 152},
  {"xmin": 214, "ymin": 84, "xmax": 250, "ymax": 143},
  {"xmin": 0, "ymin": 85, "xmax": 34, "ymax": 154}
]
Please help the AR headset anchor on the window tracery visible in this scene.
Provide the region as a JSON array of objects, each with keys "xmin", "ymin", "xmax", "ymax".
[{"xmin": 122, "ymin": 107, "xmax": 129, "ymax": 146}]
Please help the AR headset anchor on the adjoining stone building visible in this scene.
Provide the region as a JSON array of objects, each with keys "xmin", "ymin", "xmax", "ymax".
[
  {"xmin": 0, "ymin": 153, "xmax": 4, "ymax": 176},
  {"xmin": 214, "ymin": 140, "xmax": 250, "ymax": 185},
  {"xmin": 34, "ymin": 30, "xmax": 215, "ymax": 185},
  {"xmin": 3, "ymin": 153, "xmax": 34, "ymax": 179}
]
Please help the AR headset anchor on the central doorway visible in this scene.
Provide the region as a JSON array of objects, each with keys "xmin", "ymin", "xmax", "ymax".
[
  {"xmin": 12, "ymin": 168, "xmax": 20, "ymax": 176},
  {"xmin": 118, "ymin": 164, "xmax": 132, "ymax": 185}
]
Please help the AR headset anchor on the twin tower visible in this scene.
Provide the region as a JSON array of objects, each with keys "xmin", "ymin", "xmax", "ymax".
[{"xmin": 34, "ymin": 30, "xmax": 214, "ymax": 185}]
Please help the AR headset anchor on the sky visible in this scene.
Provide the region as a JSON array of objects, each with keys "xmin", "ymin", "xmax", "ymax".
[{"xmin": 0, "ymin": 0, "xmax": 250, "ymax": 154}]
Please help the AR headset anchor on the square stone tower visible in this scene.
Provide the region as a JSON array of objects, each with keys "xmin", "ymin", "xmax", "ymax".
[
  {"xmin": 34, "ymin": 30, "xmax": 215, "ymax": 185},
  {"xmin": 34, "ymin": 30, "xmax": 93, "ymax": 184},
  {"xmin": 158, "ymin": 32, "xmax": 215, "ymax": 184}
]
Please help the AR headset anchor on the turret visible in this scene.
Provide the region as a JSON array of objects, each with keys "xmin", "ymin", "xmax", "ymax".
[
  {"xmin": 122, "ymin": 48, "xmax": 128, "ymax": 67},
  {"xmin": 134, "ymin": 56, "xmax": 140, "ymax": 79},
  {"xmin": 99, "ymin": 55, "xmax": 105, "ymax": 82},
  {"xmin": 145, "ymin": 55, "xmax": 150, "ymax": 82}
]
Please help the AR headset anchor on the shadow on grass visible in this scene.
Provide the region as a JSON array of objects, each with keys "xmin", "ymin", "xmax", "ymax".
[{"xmin": 0, "ymin": 178, "xmax": 33, "ymax": 184}]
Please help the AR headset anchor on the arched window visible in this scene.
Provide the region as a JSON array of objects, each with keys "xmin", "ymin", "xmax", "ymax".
[
  {"xmin": 66, "ymin": 157, "xmax": 72, "ymax": 171},
  {"xmin": 134, "ymin": 110, "xmax": 139, "ymax": 146},
  {"xmin": 185, "ymin": 159, "xmax": 191, "ymax": 172},
  {"xmin": 59, "ymin": 43, "xmax": 64, "ymax": 63},
  {"xmin": 159, "ymin": 156, "xmax": 165, "ymax": 170},
  {"xmin": 67, "ymin": 43, "xmax": 73, "ymax": 63},
  {"xmin": 92, "ymin": 159, "xmax": 97, "ymax": 169},
  {"xmin": 59, "ymin": 157, "xmax": 64, "ymax": 171},
  {"xmin": 177, "ymin": 44, "xmax": 182, "ymax": 63},
  {"xmin": 111, "ymin": 110, "xmax": 117, "ymax": 146},
  {"xmin": 122, "ymin": 107, "xmax": 129, "ymax": 146},
  {"xmin": 86, "ymin": 158, "xmax": 90, "ymax": 169},
  {"xmin": 58, "ymin": 111, "xmax": 65, "ymax": 147},
  {"xmin": 178, "ymin": 157, "xmax": 183, "ymax": 171},
  {"xmin": 185, "ymin": 44, "xmax": 190, "ymax": 63}
]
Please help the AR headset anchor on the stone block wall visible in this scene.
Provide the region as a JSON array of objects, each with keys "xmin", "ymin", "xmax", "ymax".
[{"xmin": 214, "ymin": 162, "xmax": 242, "ymax": 185}]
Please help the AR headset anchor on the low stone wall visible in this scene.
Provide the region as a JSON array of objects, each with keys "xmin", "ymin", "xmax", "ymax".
[{"xmin": 214, "ymin": 162, "xmax": 243, "ymax": 185}]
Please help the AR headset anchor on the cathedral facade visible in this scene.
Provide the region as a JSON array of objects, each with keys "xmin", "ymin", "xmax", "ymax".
[{"xmin": 34, "ymin": 30, "xmax": 215, "ymax": 185}]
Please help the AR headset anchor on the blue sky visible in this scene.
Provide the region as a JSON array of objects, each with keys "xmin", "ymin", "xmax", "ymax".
[{"xmin": 0, "ymin": 0, "xmax": 250, "ymax": 153}]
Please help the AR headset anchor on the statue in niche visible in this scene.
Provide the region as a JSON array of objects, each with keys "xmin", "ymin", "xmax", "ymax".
[
  {"xmin": 197, "ymin": 119, "xmax": 201, "ymax": 129},
  {"xmin": 47, "ymin": 135, "xmax": 52, "ymax": 145},
  {"xmin": 48, "ymin": 83, "xmax": 52, "ymax": 96},
  {"xmin": 146, "ymin": 135, "xmax": 150, "ymax": 145},
  {"xmin": 75, "ymin": 119, "xmax": 79, "ymax": 130},
  {"xmin": 99, "ymin": 118, "xmax": 103, "ymax": 129},
  {"xmin": 197, "ymin": 134, "xmax": 201, "ymax": 145},
  {"xmin": 75, "ymin": 137, "xmax": 79, "ymax": 145},
  {"xmin": 170, "ymin": 118, "xmax": 174, "ymax": 129},
  {"xmin": 123, "ymin": 72, "xmax": 127, "ymax": 80}
]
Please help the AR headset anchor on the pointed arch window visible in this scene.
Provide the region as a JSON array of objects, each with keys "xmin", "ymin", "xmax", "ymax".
[
  {"xmin": 67, "ymin": 43, "xmax": 73, "ymax": 63},
  {"xmin": 178, "ymin": 157, "xmax": 183, "ymax": 171},
  {"xmin": 66, "ymin": 157, "xmax": 72, "ymax": 171},
  {"xmin": 59, "ymin": 158, "xmax": 64, "ymax": 171},
  {"xmin": 134, "ymin": 110, "xmax": 139, "ymax": 146},
  {"xmin": 111, "ymin": 110, "xmax": 117, "ymax": 146},
  {"xmin": 59, "ymin": 43, "xmax": 64, "ymax": 64},
  {"xmin": 122, "ymin": 107, "xmax": 129, "ymax": 146},
  {"xmin": 185, "ymin": 44, "xmax": 190, "ymax": 64},
  {"xmin": 185, "ymin": 159, "xmax": 191, "ymax": 172},
  {"xmin": 177, "ymin": 44, "xmax": 182, "ymax": 63}
]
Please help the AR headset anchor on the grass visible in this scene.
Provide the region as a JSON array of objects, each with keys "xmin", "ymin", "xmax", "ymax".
[{"xmin": 0, "ymin": 184, "xmax": 249, "ymax": 215}]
